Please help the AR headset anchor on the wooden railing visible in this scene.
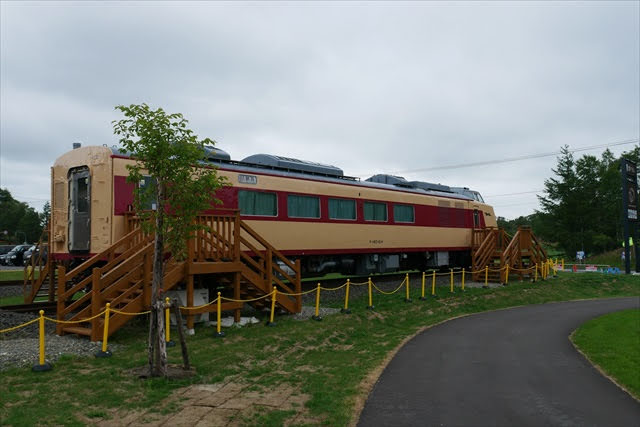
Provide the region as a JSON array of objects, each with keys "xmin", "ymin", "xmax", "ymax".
[
  {"xmin": 187, "ymin": 211, "xmax": 302, "ymax": 313},
  {"xmin": 56, "ymin": 209, "xmax": 302, "ymax": 340},
  {"xmin": 472, "ymin": 228, "xmax": 511, "ymax": 281},
  {"xmin": 472, "ymin": 226, "xmax": 548, "ymax": 283},
  {"xmin": 237, "ymin": 218, "xmax": 302, "ymax": 313},
  {"xmin": 23, "ymin": 222, "xmax": 52, "ymax": 303},
  {"xmin": 501, "ymin": 227, "xmax": 548, "ymax": 281},
  {"xmin": 192, "ymin": 214, "xmax": 238, "ymax": 262},
  {"xmin": 56, "ymin": 227, "xmax": 153, "ymax": 336}
]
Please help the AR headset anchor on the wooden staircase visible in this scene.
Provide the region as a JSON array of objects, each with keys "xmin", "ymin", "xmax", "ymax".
[
  {"xmin": 501, "ymin": 226, "xmax": 548, "ymax": 281},
  {"xmin": 56, "ymin": 211, "xmax": 302, "ymax": 341},
  {"xmin": 471, "ymin": 228, "xmax": 510, "ymax": 282},
  {"xmin": 23, "ymin": 223, "xmax": 54, "ymax": 304},
  {"xmin": 471, "ymin": 226, "xmax": 547, "ymax": 283}
]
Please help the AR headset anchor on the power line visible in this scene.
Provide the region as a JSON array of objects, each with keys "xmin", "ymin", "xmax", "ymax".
[
  {"xmin": 381, "ymin": 138, "xmax": 639, "ymax": 176},
  {"xmin": 485, "ymin": 190, "xmax": 543, "ymax": 198},
  {"xmin": 492, "ymin": 201, "xmax": 542, "ymax": 208}
]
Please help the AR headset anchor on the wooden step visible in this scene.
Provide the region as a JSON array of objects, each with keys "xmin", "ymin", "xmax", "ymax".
[
  {"xmin": 62, "ymin": 326, "xmax": 92, "ymax": 336},
  {"xmin": 106, "ymin": 297, "xmax": 135, "ymax": 305}
]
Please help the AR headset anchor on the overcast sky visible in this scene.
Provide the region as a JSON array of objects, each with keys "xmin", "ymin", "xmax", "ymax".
[{"xmin": 1, "ymin": 1, "xmax": 638, "ymax": 220}]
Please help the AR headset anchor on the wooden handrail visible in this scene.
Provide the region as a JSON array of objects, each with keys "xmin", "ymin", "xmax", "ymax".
[
  {"xmin": 65, "ymin": 227, "xmax": 144, "ymax": 282},
  {"xmin": 23, "ymin": 221, "xmax": 51, "ymax": 303},
  {"xmin": 239, "ymin": 220, "xmax": 298, "ymax": 272},
  {"xmin": 473, "ymin": 230, "xmax": 497, "ymax": 268}
]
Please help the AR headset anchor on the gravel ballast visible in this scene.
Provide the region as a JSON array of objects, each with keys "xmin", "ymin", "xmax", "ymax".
[{"xmin": 0, "ymin": 309, "xmax": 105, "ymax": 371}]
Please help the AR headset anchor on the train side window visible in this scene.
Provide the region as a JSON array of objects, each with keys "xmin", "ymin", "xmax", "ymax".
[
  {"xmin": 393, "ymin": 204, "xmax": 414, "ymax": 223},
  {"xmin": 138, "ymin": 176, "xmax": 157, "ymax": 210},
  {"xmin": 76, "ymin": 177, "xmax": 89, "ymax": 213},
  {"xmin": 239, "ymin": 190, "xmax": 277, "ymax": 216},
  {"xmin": 287, "ymin": 194, "xmax": 320, "ymax": 218},
  {"xmin": 364, "ymin": 201, "xmax": 387, "ymax": 222},
  {"xmin": 328, "ymin": 198, "xmax": 356, "ymax": 220},
  {"xmin": 473, "ymin": 209, "xmax": 480, "ymax": 227}
]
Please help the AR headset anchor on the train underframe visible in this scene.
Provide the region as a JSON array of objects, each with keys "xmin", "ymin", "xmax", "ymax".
[{"xmin": 292, "ymin": 250, "xmax": 472, "ymax": 277}]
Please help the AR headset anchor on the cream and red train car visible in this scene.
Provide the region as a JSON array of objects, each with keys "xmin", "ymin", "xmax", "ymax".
[{"xmin": 50, "ymin": 144, "xmax": 497, "ymax": 275}]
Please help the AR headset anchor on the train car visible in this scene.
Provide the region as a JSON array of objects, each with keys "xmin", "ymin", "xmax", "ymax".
[{"xmin": 50, "ymin": 144, "xmax": 496, "ymax": 276}]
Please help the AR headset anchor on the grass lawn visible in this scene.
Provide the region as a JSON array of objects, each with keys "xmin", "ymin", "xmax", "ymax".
[
  {"xmin": 0, "ymin": 270, "xmax": 27, "ymax": 281},
  {"xmin": 572, "ymin": 308, "xmax": 640, "ymax": 400},
  {"xmin": 585, "ymin": 248, "xmax": 639, "ymax": 270},
  {"xmin": 0, "ymin": 295, "xmax": 24, "ymax": 306},
  {"xmin": 1, "ymin": 272, "xmax": 639, "ymax": 426}
]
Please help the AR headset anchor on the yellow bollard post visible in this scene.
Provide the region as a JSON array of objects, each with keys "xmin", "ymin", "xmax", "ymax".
[
  {"xmin": 165, "ymin": 297, "xmax": 176, "ymax": 347},
  {"xmin": 341, "ymin": 279, "xmax": 351, "ymax": 314},
  {"xmin": 267, "ymin": 286, "xmax": 277, "ymax": 326},
  {"xmin": 366, "ymin": 277, "xmax": 374, "ymax": 310},
  {"xmin": 312, "ymin": 283, "xmax": 322, "ymax": 321},
  {"xmin": 96, "ymin": 303, "xmax": 113, "ymax": 358},
  {"xmin": 214, "ymin": 292, "xmax": 225, "ymax": 337},
  {"xmin": 450, "ymin": 269, "xmax": 454, "ymax": 293},
  {"xmin": 546, "ymin": 260, "xmax": 550, "ymax": 278},
  {"xmin": 504, "ymin": 265, "xmax": 510, "ymax": 286},
  {"xmin": 431, "ymin": 271, "xmax": 436, "ymax": 297},
  {"xmin": 561, "ymin": 258, "xmax": 565, "ymax": 270},
  {"xmin": 420, "ymin": 271, "xmax": 427, "ymax": 300},
  {"xmin": 483, "ymin": 266, "xmax": 489, "ymax": 289},
  {"xmin": 461, "ymin": 268, "xmax": 466, "ymax": 292},
  {"xmin": 32, "ymin": 310, "xmax": 52, "ymax": 371},
  {"xmin": 404, "ymin": 273, "xmax": 412, "ymax": 302},
  {"xmin": 547, "ymin": 261, "xmax": 550, "ymax": 278}
]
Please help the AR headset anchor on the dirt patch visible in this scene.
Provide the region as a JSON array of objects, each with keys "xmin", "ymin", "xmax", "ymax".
[
  {"xmin": 96, "ymin": 378, "xmax": 320, "ymax": 426},
  {"xmin": 128, "ymin": 364, "xmax": 197, "ymax": 380},
  {"xmin": 367, "ymin": 311, "xmax": 386, "ymax": 321}
]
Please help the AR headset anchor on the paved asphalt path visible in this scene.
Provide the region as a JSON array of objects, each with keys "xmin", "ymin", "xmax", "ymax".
[{"xmin": 358, "ymin": 297, "xmax": 640, "ymax": 427}]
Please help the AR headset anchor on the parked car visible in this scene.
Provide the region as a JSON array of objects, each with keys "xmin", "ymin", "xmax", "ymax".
[
  {"xmin": 0, "ymin": 245, "xmax": 14, "ymax": 265},
  {"xmin": 23, "ymin": 245, "xmax": 47, "ymax": 266},
  {"xmin": 22, "ymin": 245, "xmax": 36, "ymax": 265},
  {"xmin": 4, "ymin": 244, "xmax": 32, "ymax": 266}
]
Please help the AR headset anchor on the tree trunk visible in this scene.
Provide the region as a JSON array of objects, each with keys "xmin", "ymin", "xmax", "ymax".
[
  {"xmin": 171, "ymin": 300, "xmax": 190, "ymax": 370},
  {"xmin": 147, "ymin": 308, "xmax": 156, "ymax": 376},
  {"xmin": 150, "ymin": 181, "xmax": 168, "ymax": 377}
]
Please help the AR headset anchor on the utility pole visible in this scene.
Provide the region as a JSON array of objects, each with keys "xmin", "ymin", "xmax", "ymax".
[{"xmin": 621, "ymin": 158, "xmax": 638, "ymax": 274}]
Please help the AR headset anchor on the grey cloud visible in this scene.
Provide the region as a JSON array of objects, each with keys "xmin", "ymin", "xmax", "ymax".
[{"xmin": 1, "ymin": 1, "xmax": 638, "ymax": 220}]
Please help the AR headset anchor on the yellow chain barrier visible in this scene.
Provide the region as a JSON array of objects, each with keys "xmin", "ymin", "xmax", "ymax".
[
  {"xmin": 279, "ymin": 287, "xmax": 318, "ymax": 297},
  {"xmin": 371, "ymin": 278, "xmax": 406, "ymax": 295},
  {"xmin": 2, "ymin": 261, "xmax": 556, "ymax": 341},
  {"xmin": 179, "ymin": 297, "xmax": 219, "ymax": 310},
  {"xmin": 320, "ymin": 282, "xmax": 348, "ymax": 292},
  {"xmin": 44, "ymin": 310, "xmax": 107, "ymax": 324},
  {"xmin": 221, "ymin": 293, "xmax": 272, "ymax": 303},
  {"xmin": 0, "ymin": 317, "xmax": 40, "ymax": 334},
  {"xmin": 109, "ymin": 308, "xmax": 152, "ymax": 316}
]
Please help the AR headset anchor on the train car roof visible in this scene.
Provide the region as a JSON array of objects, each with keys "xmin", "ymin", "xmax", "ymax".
[
  {"xmin": 104, "ymin": 144, "xmax": 475, "ymax": 202},
  {"xmin": 210, "ymin": 160, "xmax": 474, "ymax": 202}
]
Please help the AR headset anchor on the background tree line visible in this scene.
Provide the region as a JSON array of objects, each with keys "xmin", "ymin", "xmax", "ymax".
[
  {"xmin": 498, "ymin": 145, "xmax": 640, "ymax": 258},
  {"xmin": 0, "ymin": 188, "xmax": 49, "ymax": 244}
]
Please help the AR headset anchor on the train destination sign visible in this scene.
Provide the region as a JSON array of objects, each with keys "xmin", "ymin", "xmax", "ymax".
[{"xmin": 238, "ymin": 174, "xmax": 258, "ymax": 185}]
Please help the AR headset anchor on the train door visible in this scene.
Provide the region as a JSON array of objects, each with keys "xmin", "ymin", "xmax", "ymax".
[{"xmin": 68, "ymin": 167, "xmax": 91, "ymax": 252}]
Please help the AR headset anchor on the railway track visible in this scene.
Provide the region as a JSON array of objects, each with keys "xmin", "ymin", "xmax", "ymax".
[
  {"xmin": 0, "ymin": 280, "xmax": 23, "ymax": 287},
  {"xmin": 0, "ymin": 301, "xmax": 57, "ymax": 314}
]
